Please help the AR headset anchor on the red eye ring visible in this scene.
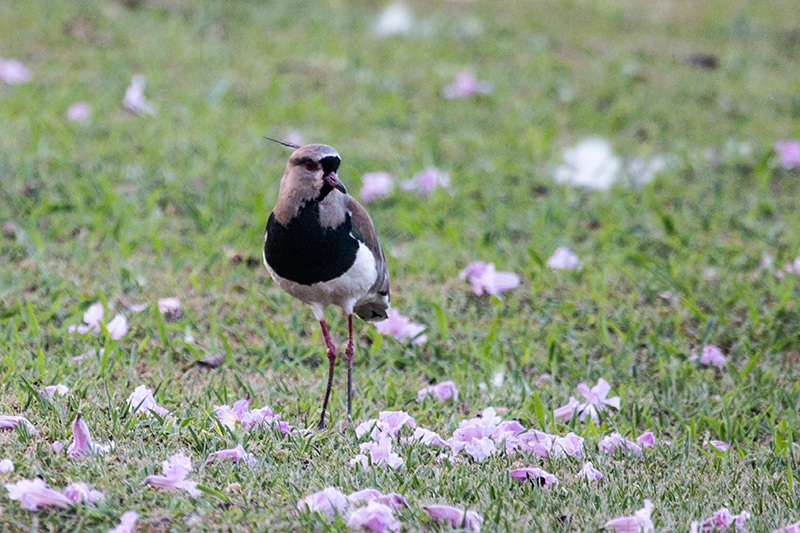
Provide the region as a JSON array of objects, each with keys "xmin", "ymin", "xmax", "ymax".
[{"xmin": 305, "ymin": 161, "xmax": 317, "ymax": 172}]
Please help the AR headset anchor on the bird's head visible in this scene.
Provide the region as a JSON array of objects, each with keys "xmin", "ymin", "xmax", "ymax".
[{"xmin": 283, "ymin": 144, "xmax": 346, "ymax": 201}]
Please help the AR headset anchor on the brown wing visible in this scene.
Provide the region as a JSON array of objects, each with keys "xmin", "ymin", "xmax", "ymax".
[{"xmin": 347, "ymin": 197, "xmax": 391, "ymax": 321}]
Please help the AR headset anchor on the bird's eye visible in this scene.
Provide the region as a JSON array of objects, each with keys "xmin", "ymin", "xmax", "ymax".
[{"xmin": 304, "ymin": 161, "xmax": 317, "ymax": 172}]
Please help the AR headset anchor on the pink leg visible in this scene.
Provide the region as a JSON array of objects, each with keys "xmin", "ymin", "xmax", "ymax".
[
  {"xmin": 318, "ymin": 319, "xmax": 337, "ymax": 429},
  {"xmin": 345, "ymin": 314, "xmax": 355, "ymax": 421}
]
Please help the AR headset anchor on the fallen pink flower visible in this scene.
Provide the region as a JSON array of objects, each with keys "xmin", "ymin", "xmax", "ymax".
[
  {"xmin": 374, "ymin": 309, "xmax": 426, "ymax": 344},
  {"xmin": 603, "ymin": 499, "xmax": 654, "ymax": 533},
  {"xmin": 636, "ymin": 431, "xmax": 656, "ymax": 449},
  {"xmin": 0, "ymin": 459, "xmax": 13, "ymax": 473},
  {"xmin": 700, "ymin": 507, "xmax": 750, "ymax": 531},
  {"xmin": 207, "ymin": 444, "xmax": 256, "ymax": 466},
  {"xmin": 72, "ymin": 348, "xmax": 105, "ymax": 365},
  {"xmin": 425, "ymin": 504, "xmax": 483, "ymax": 533},
  {"xmin": 442, "ymin": 71, "xmax": 493, "ymax": 99},
  {"xmin": 64, "ymin": 482, "xmax": 104, "ymax": 505},
  {"xmin": 347, "ymin": 501, "xmax": 401, "ymax": 532},
  {"xmin": 5, "ymin": 479, "xmax": 72, "ymax": 511},
  {"xmin": 692, "ymin": 345, "xmax": 727, "ymax": 369},
  {"xmin": 68, "ymin": 302, "xmax": 104, "ymax": 335},
  {"xmin": 775, "ymin": 140, "xmax": 800, "ymax": 170},
  {"xmin": 67, "ymin": 413, "xmax": 114, "ymax": 458},
  {"xmin": 106, "ymin": 314, "xmax": 129, "ymax": 339},
  {"xmin": 578, "ymin": 461, "xmax": 602, "ymax": 482},
  {"xmin": 214, "ymin": 399, "xmax": 251, "ymax": 429},
  {"xmin": 157, "ymin": 297, "xmax": 181, "ymax": 318},
  {"xmin": 417, "ymin": 380, "xmax": 459, "ymax": 402},
  {"xmin": 297, "ymin": 486, "xmax": 348, "ymax": 515},
  {"xmin": 534, "ymin": 373, "xmax": 551, "ymax": 387},
  {"xmin": 143, "ymin": 452, "xmax": 200, "ymax": 496},
  {"xmin": 129, "ymin": 303, "xmax": 148, "ymax": 313},
  {"xmin": 42, "ymin": 384, "xmax": 69, "ymax": 398},
  {"xmin": 127, "ymin": 385, "xmax": 169, "ymax": 417},
  {"xmin": 360, "ymin": 172, "xmax": 394, "ymax": 202},
  {"xmin": 509, "ymin": 467, "xmax": 559, "ymax": 489},
  {"xmin": 554, "ymin": 396, "xmax": 580, "ymax": 422},
  {"xmin": 52, "ymin": 441, "xmax": 63, "ymax": 453},
  {"xmin": 703, "ymin": 439, "xmax": 729, "ymax": 453},
  {"xmin": 773, "ymin": 520, "xmax": 800, "ymax": 533},
  {"xmin": 447, "ymin": 423, "xmax": 496, "ymax": 462},
  {"xmin": 407, "ymin": 427, "xmax": 449, "ymax": 447},
  {"xmin": 599, "ymin": 433, "xmax": 643, "ymax": 456},
  {"xmin": 351, "ymin": 435, "xmax": 404, "ymax": 469},
  {"xmin": 66, "ymin": 102, "xmax": 91, "ymax": 122},
  {"xmin": 110, "ymin": 510, "xmax": 140, "ymax": 533},
  {"xmin": 552, "ymin": 432, "xmax": 584, "ymax": 458},
  {"xmin": 356, "ymin": 411, "xmax": 416, "ymax": 440},
  {"xmin": 348, "ymin": 489, "xmax": 409, "ymax": 510},
  {"xmin": 0, "ymin": 59, "xmax": 31, "ymax": 84},
  {"xmin": 547, "ymin": 247, "xmax": 582, "ymax": 271},
  {"xmin": 400, "ymin": 167, "xmax": 450, "ymax": 195},
  {"xmin": 123, "ymin": 74, "xmax": 156, "ymax": 116},
  {"xmin": 576, "ymin": 378, "xmax": 620, "ymax": 423},
  {"xmin": 0, "ymin": 415, "xmax": 39, "ymax": 434},
  {"xmin": 459, "ymin": 261, "xmax": 521, "ymax": 296},
  {"xmin": 785, "ymin": 257, "xmax": 800, "ymax": 275}
]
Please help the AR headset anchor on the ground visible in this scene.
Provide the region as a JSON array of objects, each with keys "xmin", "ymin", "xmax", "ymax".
[{"xmin": 1, "ymin": 0, "xmax": 799, "ymax": 531}]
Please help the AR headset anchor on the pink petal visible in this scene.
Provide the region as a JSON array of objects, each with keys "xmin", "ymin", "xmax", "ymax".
[
  {"xmin": 578, "ymin": 462, "xmax": 602, "ymax": 482},
  {"xmin": 157, "ymin": 297, "xmax": 181, "ymax": 318},
  {"xmin": 127, "ymin": 385, "xmax": 169, "ymax": 417},
  {"xmin": 547, "ymin": 247, "xmax": 582, "ymax": 270},
  {"xmin": 5, "ymin": 479, "xmax": 72, "ymax": 511},
  {"xmin": 206, "ymin": 444, "xmax": 256, "ymax": 466},
  {"xmin": 374, "ymin": 309, "xmax": 427, "ymax": 344},
  {"xmin": 425, "ymin": 505, "xmax": 483, "ymax": 533},
  {"xmin": 123, "ymin": 75, "xmax": 156, "ymax": 116},
  {"xmin": 773, "ymin": 520, "xmax": 800, "ymax": 533},
  {"xmin": 553, "ymin": 396, "xmax": 580, "ymax": 422},
  {"xmin": 509, "ymin": 467, "xmax": 559, "ymax": 489},
  {"xmin": 297, "ymin": 486, "xmax": 348, "ymax": 515},
  {"xmin": 442, "ymin": 71, "xmax": 493, "ymax": 99},
  {"xmin": 43, "ymin": 384, "xmax": 69, "ymax": 398},
  {"xmin": 64, "ymin": 482, "xmax": 104, "ymax": 505},
  {"xmin": 0, "ymin": 59, "xmax": 32, "ymax": 84},
  {"xmin": 83, "ymin": 302, "xmax": 105, "ymax": 326},
  {"xmin": 66, "ymin": 102, "xmax": 91, "ymax": 122},
  {"xmin": 0, "ymin": 415, "xmax": 39, "ymax": 434},
  {"xmin": 110, "ymin": 510, "xmax": 139, "ymax": 533},
  {"xmin": 346, "ymin": 501, "xmax": 401, "ymax": 532},
  {"xmin": 348, "ymin": 489, "xmax": 409, "ymax": 510},
  {"xmin": 775, "ymin": 140, "xmax": 800, "ymax": 169},
  {"xmin": 52, "ymin": 441, "xmax": 63, "ymax": 453},
  {"xmin": 636, "ymin": 431, "xmax": 656, "ymax": 449},
  {"xmin": 144, "ymin": 452, "xmax": 199, "ymax": 496},
  {"xmin": 106, "ymin": 314, "xmax": 129, "ymax": 339},
  {"xmin": 0, "ymin": 459, "xmax": 13, "ymax": 473},
  {"xmin": 360, "ymin": 172, "xmax": 394, "ymax": 203},
  {"xmin": 400, "ymin": 167, "xmax": 450, "ymax": 195}
]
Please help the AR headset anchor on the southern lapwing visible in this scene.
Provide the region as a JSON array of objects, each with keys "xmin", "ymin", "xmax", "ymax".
[{"xmin": 263, "ymin": 144, "xmax": 390, "ymax": 429}]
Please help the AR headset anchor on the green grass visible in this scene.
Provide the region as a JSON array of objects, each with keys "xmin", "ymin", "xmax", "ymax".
[{"xmin": 1, "ymin": 0, "xmax": 800, "ymax": 530}]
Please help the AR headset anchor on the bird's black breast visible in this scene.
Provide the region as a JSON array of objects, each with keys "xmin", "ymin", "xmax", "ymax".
[{"xmin": 264, "ymin": 202, "xmax": 360, "ymax": 285}]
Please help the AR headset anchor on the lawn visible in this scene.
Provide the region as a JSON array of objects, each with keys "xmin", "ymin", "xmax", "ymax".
[{"xmin": 1, "ymin": 0, "xmax": 800, "ymax": 531}]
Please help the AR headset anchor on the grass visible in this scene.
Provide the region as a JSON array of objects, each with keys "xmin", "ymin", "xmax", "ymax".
[{"xmin": 1, "ymin": 0, "xmax": 800, "ymax": 530}]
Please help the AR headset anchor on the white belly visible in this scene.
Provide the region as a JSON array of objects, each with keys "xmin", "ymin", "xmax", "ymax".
[{"xmin": 264, "ymin": 242, "xmax": 378, "ymax": 319}]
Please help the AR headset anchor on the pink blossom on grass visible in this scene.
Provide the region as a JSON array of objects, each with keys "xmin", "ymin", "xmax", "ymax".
[
  {"xmin": 347, "ymin": 501, "xmax": 401, "ymax": 532},
  {"xmin": 206, "ymin": 444, "xmax": 256, "ymax": 466},
  {"xmin": 407, "ymin": 427, "xmax": 449, "ymax": 447},
  {"xmin": 603, "ymin": 499, "xmax": 654, "ymax": 533},
  {"xmin": 42, "ymin": 384, "xmax": 69, "ymax": 398},
  {"xmin": 425, "ymin": 505, "xmax": 483, "ymax": 533},
  {"xmin": 348, "ymin": 489, "xmax": 409, "ymax": 510},
  {"xmin": 52, "ymin": 441, "xmax": 63, "ymax": 453},
  {"xmin": 67, "ymin": 413, "xmax": 114, "ymax": 458},
  {"xmin": 554, "ymin": 396, "xmax": 580, "ymax": 422},
  {"xmin": 106, "ymin": 314, "xmax": 129, "ymax": 339},
  {"xmin": 636, "ymin": 431, "xmax": 656, "ymax": 449},
  {"xmin": 773, "ymin": 520, "xmax": 800, "ymax": 533},
  {"xmin": 703, "ymin": 439, "xmax": 729, "ymax": 453},
  {"xmin": 552, "ymin": 432, "xmax": 584, "ymax": 458},
  {"xmin": 127, "ymin": 385, "xmax": 169, "ymax": 417},
  {"xmin": 700, "ymin": 508, "xmax": 750, "ymax": 531},
  {"xmin": 417, "ymin": 380, "xmax": 459, "ymax": 402},
  {"xmin": 356, "ymin": 411, "xmax": 416, "ymax": 440},
  {"xmin": 775, "ymin": 140, "xmax": 800, "ymax": 170},
  {"xmin": 351, "ymin": 435, "xmax": 404, "ymax": 469},
  {"xmin": 69, "ymin": 302, "xmax": 104, "ymax": 335},
  {"xmin": 5, "ymin": 479, "xmax": 73, "ymax": 511},
  {"xmin": 534, "ymin": 373, "xmax": 551, "ymax": 387},
  {"xmin": 0, "ymin": 415, "xmax": 39, "ymax": 434},
  {"xmin": 64, "ymin": 482, "xmax": 104, "ymax": 505},
  {"xmin": 578, "ymin": 462, "xmax": 602, "ymax": 482},
  {"xmin": 129, "ymin": 303, "xmax": 148, "ymax": 313},
  {"xmin": 214, "ymin": 399, "xmax": 251, "ymax": 429},
  {"xmin": 72, "ymin": 348, "xmax": 106, "ymax": 365},
  {"xmin": 374, "ymin": 309, "xmax": 426, "ymax": 344},
  {"xmin": 599, "ymin": 433, "xmax": 643, "ymax": 456},
  {"xmin": 692, "ymin": 345, "xmax": 728, "ymax": 369},
  {"xmin": 66, "ymin": 102, "xmax": 91, "ymax": 122},
  {"xmin": 576, "ymin": 378, "xmax": 620, "ymax": 423},
  {"xmin": 297, "ymin": 486, "xmax": 348, "ymax": 515},
  {"xmin": 400, "ymin": 168, "xmax": 450, "ymax": 195},
  {"xmin": 509, "ymin": 467, "xmax": 559, "ymax": 489},
  {"xmin": 0, "ymin": 59, "xmax": 31, "ymax": 84},
  {"xmin": 459, "ymin": 261, "xmax": 521, "ymax": 296},
  {"xmin": 442, "ymin": 71, "xmax": 493, "ymax": 99},
  {"xmin": 110, "ymin": 510, "xmax": 140, "ymax": 533},
  {"xmin": 157, "ymin": 297, "xmax": 181, "ymax": 318},
  {"xmin": 123, "ymin": 75, "xmax": 156, "ymax": 116},
  {"xmin": 360, "ymin": 172, "xmax": 394, "ymax": 203},
  {"xmin": 447, "ymin": 420, "xmax": 496, "ymax": 462},
  {"xmin": 143, "ymin": 452, "xmax": 200, "ymax": 497},
  {"xmin": 785, "ymin": 257, "xmax": 800, "ymax": 275},
  {"xmin": 547, "ymin": 247, "xmax": 582, "ymax": 271},
  {"xmin": 0, "ymin": 459, "xmax": 13, "ymax": 473}
]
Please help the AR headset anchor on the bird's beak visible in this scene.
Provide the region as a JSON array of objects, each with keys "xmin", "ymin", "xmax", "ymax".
[{"xmin": 323, "ymin": 172, "xmax": 347, "ymax": 194}]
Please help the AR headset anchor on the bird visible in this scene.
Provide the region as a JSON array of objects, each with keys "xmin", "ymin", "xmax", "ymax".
[{"xmin": 262, "ymin": 143, "xmax": 390, "ymax": 429}]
